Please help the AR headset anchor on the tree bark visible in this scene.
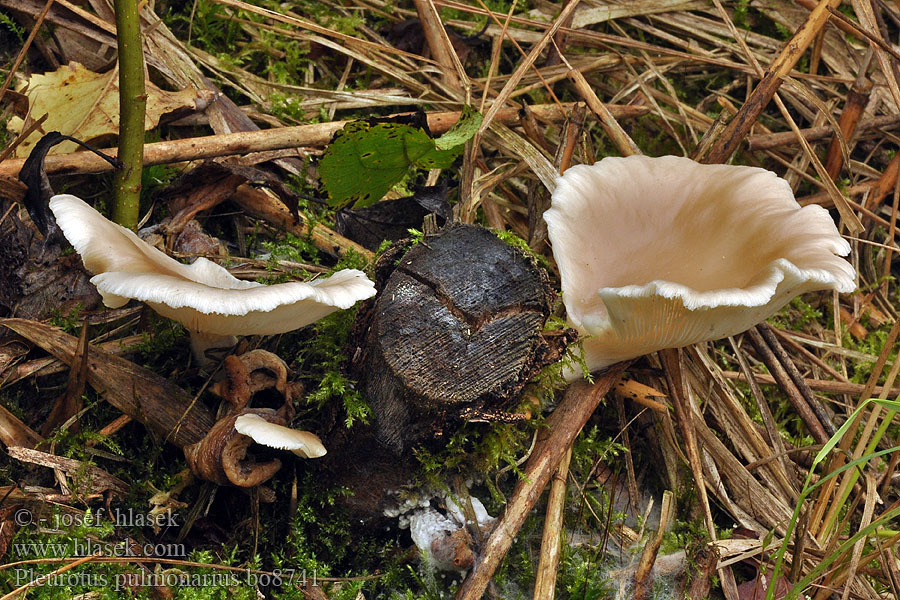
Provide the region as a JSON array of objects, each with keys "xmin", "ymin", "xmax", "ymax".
[{"xmin": 352, "ymin": 224, "xmax": 563, "ymax": 453}]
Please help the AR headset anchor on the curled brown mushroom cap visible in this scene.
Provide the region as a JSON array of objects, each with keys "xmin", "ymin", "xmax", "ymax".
[
  {"xmin": 544, "ymin": 155, "xmax": 856, "ymax": 377},
  {"xmin": 185, "ymin": 409, "xmax": 326, "ymax": 487},
  {"xmin": 48, "ymin": 194, "xmax": 376, "ymax": 364},
  {"xmin": 184, "ymin": 409, "xmax": 284, "ymax": 487}
]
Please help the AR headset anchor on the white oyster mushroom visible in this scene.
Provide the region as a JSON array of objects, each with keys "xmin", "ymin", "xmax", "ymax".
[
  {"xmin": 544, "ymin": 155, "xmax": 856, "ymax": 378},
  {"xmin": 233, "ymin": 413, "xmax": 326, "ymax": 458},
  {"xmin": 48, "ymin": 194, "xmax": 376, "ymax": 365}
]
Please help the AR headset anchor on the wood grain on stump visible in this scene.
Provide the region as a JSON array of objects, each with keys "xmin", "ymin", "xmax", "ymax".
[{"xmin": 355, "ymin": 224, "xmax": 560, "ymax": 453}]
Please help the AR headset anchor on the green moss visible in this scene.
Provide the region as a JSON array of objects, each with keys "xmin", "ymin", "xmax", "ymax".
[
  {"xmin": 47, "ymin": 303, "xmax": 85, "ymax": 334},
  {"xmin": 493, "ymin": 229, "xmax": 551, "ymax": 270},
  {"xmin": 291, "ymin": 309, "xmax": 370, "ymax": 428},
  {"xmin": 768, "ymin": 296, "xmax": 823, "ymax": 330},
  {"xmin": 0, "ymin": 11, "xmax": 24, "ymax": 43},
  {"xmin": 261, "ymin": 234, "xmax": 320, "ymax": 273}
]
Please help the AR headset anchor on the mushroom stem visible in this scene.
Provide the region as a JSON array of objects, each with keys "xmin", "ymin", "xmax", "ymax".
[{"xmin": 188, "ymin": 330, "xmax": 237, "ymax": 368}]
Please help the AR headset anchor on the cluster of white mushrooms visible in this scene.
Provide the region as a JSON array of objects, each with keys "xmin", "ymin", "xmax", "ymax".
[
  {"xmin": 48, "ymin": 194, "xmax": 376, "ymax": 481},
  {"xmin": 46, "ymin": 154, "xmax": 856, "ymax": 487}
]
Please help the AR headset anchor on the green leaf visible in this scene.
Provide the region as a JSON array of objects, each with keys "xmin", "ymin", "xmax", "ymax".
[
  {"xmin": 435, "ymin": 105, "xmax": 482, "ymax": 150},
  {"xmin": 319, "ymin": 119, "xmax": 464, "ymax": 208}
]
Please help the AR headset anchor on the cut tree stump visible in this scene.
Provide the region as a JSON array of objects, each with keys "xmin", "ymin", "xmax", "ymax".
[{"xmin": 352, "ymin": 223, "xmax": 569, "ymax": 453}]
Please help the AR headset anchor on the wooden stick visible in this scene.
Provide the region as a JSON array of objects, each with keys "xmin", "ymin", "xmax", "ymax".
[
  {"xmin": 112, "ymin": 0, "xmax": 147, "ymax": 229},
  {"xmin": 747, "ymin": 327, "xmax": 830, "ymax": 445},
  {"xmin": 532, "ymin": 447, "xmax": 571, "ymax": 600},
  {"xmin": 866, "ymin": 152, "xmax": 900, "ymax": 212},
  {"xmin": 0, "ymin": 318, "xmax": 215, "ymax": 449},
  {"xmin": 0, "ymin": 103, "xmax": 647, "ymax": 178},
  {"xmin": 746, "ymin": 114, "xmax": 900, "ymax": 151},
  {"xmin": 700, "ymin": 0, "xmax": 842, "ymax": 165},
  {"xmin": 633, "ymin": 490, "xmax": 674, "ymax": 600},
  {"xmin": 823, "ymin": 77, "xmax": 871, "ymax": 179},
  {"xmin": 0, "ymin": 404, "xmax": 42, "ymax": 449},
  {"xmin": 456, "ymin": 363, "xmax": 627, "ymax": 600},
  {"xmin": 659, "ymin": 348, "xmax": 716, "ymax": 541},
  {"xmin": 567, "ymin": 68, "xmax": 641, "ymax": 157},
  {"xmin": 7, "ymin": 447, "xmax": 127, "ymax": 495},
  {"xmin": 718, "ymin": 372, "xmax": 899, "ymax": 397},
  {"xmin": 231, "ymin": 184, "xmax": 372, "ymax": 259},
  {"xmin": 412, "ymin": 0, "xmax": 463, "ymax": 91},
  {"xmin": 757, "ymin": 323, "xmax": 836, "ymax": 437}
]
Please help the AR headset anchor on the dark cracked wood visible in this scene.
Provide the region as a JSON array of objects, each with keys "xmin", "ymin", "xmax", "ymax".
[{"xmin": 355, "ymin": 224, "xmax": 561, "ymax": 453}]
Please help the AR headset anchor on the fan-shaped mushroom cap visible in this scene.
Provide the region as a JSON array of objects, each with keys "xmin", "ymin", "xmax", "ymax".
[
  {"xmin": 544, "ymin": 155, "xmax": 856, "ymax": 377},
  {"xmin": 234, "ymin": 413, "xmax": 326, "ymax": 458},
  {"xmin": 48, "ymin": 194, "xmax": 376, "ymax": 361}
]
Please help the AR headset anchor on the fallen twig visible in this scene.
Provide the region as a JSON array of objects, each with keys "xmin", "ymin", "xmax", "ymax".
[
  {"xmin": 456, "ymin": 363, "xmax": 627, "ymax": 600},
  {"xmin": 746, "ymin": 114, "xmax": 900, "ymax": 151},
  {"xmin": 532, "ymin": 447, "xmax": 571, "ymax": 600},
  {"xmin": 0, "ymin": 103, "xmax": 648, "ymax": 178},
  {"xmin": 7, "ymin": 446, "xmax": 128, "ymax": 495}
]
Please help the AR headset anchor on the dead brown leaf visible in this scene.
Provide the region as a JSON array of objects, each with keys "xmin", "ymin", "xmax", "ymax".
[{"xmin": 7, "ymin": 62, "xmax": 202, "ymax": 157}]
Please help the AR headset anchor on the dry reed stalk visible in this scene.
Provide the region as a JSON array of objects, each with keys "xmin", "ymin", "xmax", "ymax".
[
  {"xmin": 808, "ymin": 318, "xmax": 900, "ymax": 537},
  {"xmin": 747, "ymin": 114, "xmax": 900, "ymax": 150},
  {"xmin": 747, "ymin": 328, "xmax": 830, "ymax": 445},
  {"xmin": 658, "ymin": 348, "xmax": 716, "ymax": 539},
  {"xmin": 700, "ymin": 0, "xmax": 841, "ymax": 164},
  {"xmin": 817, "ymin": 344, "xmax": 900, "ymax": 542},
  {"xmin": 720, "ymin": 371, "xmax": 900, "ymax": 398},
  {"xmin": 838, "ymin": 475, "xmax": 878, "ymax": 600},
  {"xmin": 690, "ymin": 348, "xmax": 797, "ymax": 505},
  {"xmin": 632, "ymin": 491, "xmax": 673, "ymax": 600},
  {"xmin": 532, "ymin": 447, "xmax": 571, "ymax": 600},
  {"xmin": 726, "ymin": 338, "xmax": 799, "ymax": 495},
  {"xmin": 853, "ymin": 0, "xmax": 900, "ymax": 110},
  {"xmin": 476, "ymin": 0, "xmax": 578, "ymax": 135},
  {"xmin": 412, "ymin": 0, "xmax": 466, "ymax": 94},
  {"xmin": 567, "ymin": 69, "xmax": 640, "ymax": 157},
  {"xmin": 770, "ymin": 327, "xmax": 853, "ymax": 383}
]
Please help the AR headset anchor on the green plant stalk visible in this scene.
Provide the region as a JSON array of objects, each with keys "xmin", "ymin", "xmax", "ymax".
[
  {"xmin": 785, "ymin": 504, "xmax": 900, "ymax": 600},
  {"xmin": 821, "ymin": 407, "xmax": 898, "ymax": 538},
  {"xmin": 767, "ymin": 396, "xmax": 900, "ymax": 600},
  {"xmin": 112, "ymin": 0, "xmax": 146, "ymax": 229}
]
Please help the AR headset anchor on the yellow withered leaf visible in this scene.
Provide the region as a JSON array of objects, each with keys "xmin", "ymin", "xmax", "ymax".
[{"xmin": 8, "ymin": 62, "xmax": 202, "ymax": 157}]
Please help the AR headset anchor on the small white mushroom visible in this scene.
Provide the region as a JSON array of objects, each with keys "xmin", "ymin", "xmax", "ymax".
[
  {"xmin": 233, "ymin": 413, "xmax": 326, "ymax": 458},
  {"xmin": 48, "ymin": 194, "xmax": 376, "ymax": 365},
  {"xmin": 544, "ymin": 155, "xmax": 856, "ymax": 377}
]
